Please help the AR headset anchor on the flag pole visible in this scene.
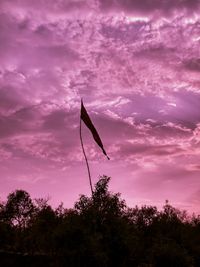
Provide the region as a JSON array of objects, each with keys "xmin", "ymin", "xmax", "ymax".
[{"xmin": 80, "ymin": 108, "xmax": 94, "ymax": 195}]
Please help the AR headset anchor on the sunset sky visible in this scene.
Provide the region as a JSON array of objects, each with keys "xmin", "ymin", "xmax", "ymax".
[{"xmin": 0, "ymin": 0, "xmax": 200, "ymax": 213}]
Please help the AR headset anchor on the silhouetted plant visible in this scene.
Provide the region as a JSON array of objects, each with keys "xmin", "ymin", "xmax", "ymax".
[
  {"xmin": 0, "ymin": 176, "xmax": 200, "ymax": 267},
  {"xmin": 4, "ymin": 190, "xmax": 35, "ymax": 228}
]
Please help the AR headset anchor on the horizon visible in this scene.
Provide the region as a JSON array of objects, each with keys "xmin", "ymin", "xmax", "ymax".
[
  {"xmin": 0, "ymin": 0, "xmax": 200, "ymax": 214},
  {"xmin": 0, "ymin": 175, "xmax": 198, "ymax": 216}
]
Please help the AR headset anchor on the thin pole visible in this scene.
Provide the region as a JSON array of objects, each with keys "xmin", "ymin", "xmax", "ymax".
[{"xmin": 80, "ymin": 115, "xmax": 94, "ymax": 195}]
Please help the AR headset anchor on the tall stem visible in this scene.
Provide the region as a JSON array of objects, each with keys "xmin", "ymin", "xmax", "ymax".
[{"xmin": 80, "ymin": 116, "xmax": 93, "ymax": 195}]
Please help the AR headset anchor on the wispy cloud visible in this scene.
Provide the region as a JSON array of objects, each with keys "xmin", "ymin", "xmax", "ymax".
[{"xmin": 0, "ymin": 0, "xmax": 200, "ymax": 212}]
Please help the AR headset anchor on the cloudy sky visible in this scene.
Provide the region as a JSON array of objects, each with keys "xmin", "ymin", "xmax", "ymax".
[{"xmin": 0, "ymin": 0, "xmax": 200, "ymax": 212}]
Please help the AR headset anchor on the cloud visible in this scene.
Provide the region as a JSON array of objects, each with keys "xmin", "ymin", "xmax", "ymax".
[
  {"xmin": 183, "ymin": 58, "xmax": 200, "ymax": 72},
  {"xmin": 0, "ymin": 0, "xmax": 200, "ymax": 212},
  {"xmin": 1, "ymin": 0, "xmax": 200, "ymax": 16},
  {"xmin": 117, "ymin": 142, "xmax": 184, "ymax": 157},
  {"xmin": 0, "ymin": 0, "xmax": 94, "ymax": 16},
  {"xmin": 98, "ymin": 0, "xmax": 200, "ymax": 15}
]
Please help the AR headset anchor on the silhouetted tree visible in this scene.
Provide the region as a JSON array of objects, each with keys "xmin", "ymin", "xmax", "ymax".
[
  {"xmin": 27, "ymin": 204, "xmax": 58, "ymax": 254},
  {"xmin": 4, "ymin": 190, "xmax": 35, "ymax": 228},
  {"xmin": 0, "ymin": 176, "xmax": 200, "ymax": 267}
]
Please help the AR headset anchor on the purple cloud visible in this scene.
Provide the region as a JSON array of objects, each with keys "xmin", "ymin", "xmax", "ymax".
[
  {"xmin": 0, "ymin": 0, "xmax": 200, "ymax": 213},
  {"xmin": 99, "ymin": 0, "xmax": 200, "ymax": 15}
]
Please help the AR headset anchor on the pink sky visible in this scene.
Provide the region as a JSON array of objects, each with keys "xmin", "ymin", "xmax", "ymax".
[{"xmin": 0, "ymin": 0, "xmax": 200, "ymax": 213}]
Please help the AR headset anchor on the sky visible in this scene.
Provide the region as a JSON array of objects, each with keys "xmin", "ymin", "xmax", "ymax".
[{"xmin": 0, "ymin": 0, "xmax": 200, "ymax": 213}]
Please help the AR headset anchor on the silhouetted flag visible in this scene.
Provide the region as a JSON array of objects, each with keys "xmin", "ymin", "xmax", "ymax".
[{"xmin": 81, "ymin": 100, "xmax": 110, "ymax": 160}]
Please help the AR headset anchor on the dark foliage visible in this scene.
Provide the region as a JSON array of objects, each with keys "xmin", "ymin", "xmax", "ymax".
[{"xmin": 0, "ymin": 176, "xmax": 199, "ymax": 266}]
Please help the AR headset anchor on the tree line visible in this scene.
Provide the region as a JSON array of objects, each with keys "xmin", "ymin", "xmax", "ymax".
[{"xmin": 0, "ymin": 176, "xmax": 200, "ymax": 267}]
